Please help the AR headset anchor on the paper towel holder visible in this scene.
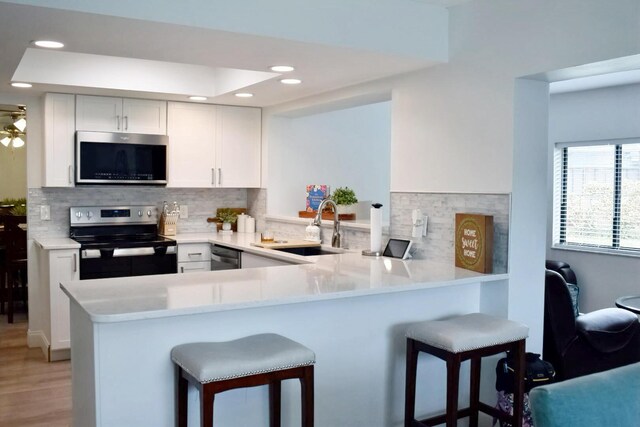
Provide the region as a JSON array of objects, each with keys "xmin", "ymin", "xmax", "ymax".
[{"xmin": 363, "ymin": 202, "xmax": 384, "ymax": 256}]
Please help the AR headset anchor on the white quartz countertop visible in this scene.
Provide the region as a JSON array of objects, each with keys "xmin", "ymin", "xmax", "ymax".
[
  {"xmin": 61, "ymin": 230, "xmax": 507, "ymax": 323},
  {"xmin": 34, "ymin": 237, "xmax": 81, "ymax": 250}
]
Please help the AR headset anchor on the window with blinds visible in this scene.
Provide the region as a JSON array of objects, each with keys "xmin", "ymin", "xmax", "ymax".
[{"xmin": 553, "ymin": 140, "xmax": 640, "ymax": 252}]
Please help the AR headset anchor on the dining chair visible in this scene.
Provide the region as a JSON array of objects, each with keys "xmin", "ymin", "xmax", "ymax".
[{"xmin": 2, "ymin": 215, "xmax": 27, "ymax": 323}]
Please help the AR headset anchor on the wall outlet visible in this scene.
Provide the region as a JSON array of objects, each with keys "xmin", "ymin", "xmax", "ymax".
[
  {"xmin": 40, "ymin": 205, "xmax": 51, "ymax": 221},
  {"xmin": 179, "ymin": 205, "xmax": 188, "ymax": 219}
]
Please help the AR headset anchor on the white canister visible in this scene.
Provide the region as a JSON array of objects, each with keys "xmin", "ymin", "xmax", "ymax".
[
  {"xmin": 245, "ymin": 216, "xmax": 256, "ymax": 233},
  {"xmin": 237, "ymin": 213, "xmax": 247, "ymax": 233}
]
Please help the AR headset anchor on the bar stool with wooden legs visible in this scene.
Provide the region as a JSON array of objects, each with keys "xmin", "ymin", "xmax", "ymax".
[
  {"xmin": 404, "ymin": 313, "xmax": 529, "ymax": 427},
  {"xmin": 171, "ymin": 333, "xmax": 315, "ymax": 427}
]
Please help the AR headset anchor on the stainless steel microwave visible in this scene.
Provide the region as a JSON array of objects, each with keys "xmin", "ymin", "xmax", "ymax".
[{"xmin": 75, "ymin": 131, "xmax": 168, "ymax": 185}]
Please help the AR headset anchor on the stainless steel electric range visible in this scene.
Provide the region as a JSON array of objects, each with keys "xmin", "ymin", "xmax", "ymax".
[{"xmin": 69, "ymin": 206, "xmax": 177, "ymax": 280}]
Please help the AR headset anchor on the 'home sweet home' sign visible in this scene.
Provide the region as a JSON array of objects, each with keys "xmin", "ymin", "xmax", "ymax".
[{"xmin": 455, "ymin": 213, "xmax": 493, "ymax": 274}]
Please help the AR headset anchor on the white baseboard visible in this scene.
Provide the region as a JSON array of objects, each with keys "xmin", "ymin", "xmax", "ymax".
[
  {"xmin": 27, "ymin": 329, "xmax": 50, "ymax": 361},
  {"xmin": 50, "ymin": 348, "xmax": 71, "ymax": 362}
]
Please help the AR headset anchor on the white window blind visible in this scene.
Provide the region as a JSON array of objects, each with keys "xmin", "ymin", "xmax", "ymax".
[{"xmin": 554, "ymin": 139, "xmax": 640, "ymax": 252}]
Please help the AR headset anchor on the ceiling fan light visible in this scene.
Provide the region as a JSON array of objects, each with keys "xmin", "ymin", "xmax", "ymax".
[
  {"xmin": 14, "ymin": 117, "xmax": 26, "ymax": 132},
  {"xmin": 12, "ymin": 137, "xmax": 25, "ymax": 148},
  {"xmin": 1, "ymin": 137, "xmax": 10, "ymax": 147}
]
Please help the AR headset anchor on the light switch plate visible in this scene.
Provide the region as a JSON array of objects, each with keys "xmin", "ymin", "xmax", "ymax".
[
  {"xmin": 180, "ymin": 205, "xmax": 188, "ymax": 219},
  {"xmin": 40, "ymin": 205, "xmax": 51, "ymax": 221}
]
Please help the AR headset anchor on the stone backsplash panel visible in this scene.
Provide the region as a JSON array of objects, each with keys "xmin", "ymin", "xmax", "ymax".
[
  {"xmin": 390, "ymin": 192, "xmax": 510, "ymax": 273},
  {"xmin": 28, "ymin": 187, "xmax": 247, "ymax": 238}
]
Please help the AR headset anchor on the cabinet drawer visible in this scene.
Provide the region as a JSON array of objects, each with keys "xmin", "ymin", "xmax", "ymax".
[
  {"xmin": 178, "ymin": 261, "xmax": 210, "ymax": 273},
  {"xmin": 177, "ymin": 243, "xmax": 211, "ymax": 262}
]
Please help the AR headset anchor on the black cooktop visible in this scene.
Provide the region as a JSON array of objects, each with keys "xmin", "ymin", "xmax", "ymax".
[{"xmin": 70, "ymin": 224, "xmax": 176, "ymax": 249}]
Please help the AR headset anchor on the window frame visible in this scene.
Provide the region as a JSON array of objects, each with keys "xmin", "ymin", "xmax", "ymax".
[{"xmin": 553, "ymin": 137, "xmax": 640, "ymax": 257}]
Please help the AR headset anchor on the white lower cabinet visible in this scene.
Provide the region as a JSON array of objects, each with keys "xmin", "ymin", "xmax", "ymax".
[
  {"xmin": 241, "ymin": 252, "xmax": 294, "ymax": 269},
  {"xmin": 39, "ymin": 247, "xmax": 80, "ymax": 359},
  {"xmin": 177, "ymin": 243, "xmax": 211, "ymax": 273}
]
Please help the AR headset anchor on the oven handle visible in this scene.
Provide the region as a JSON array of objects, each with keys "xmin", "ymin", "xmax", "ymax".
[{"xmin": 82, "ymin": 246, "xmax": 176, "ymax": 259}]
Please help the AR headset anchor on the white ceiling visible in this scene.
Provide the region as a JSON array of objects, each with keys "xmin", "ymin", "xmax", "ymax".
[{"xmin": 0, "ymin": 2, "xmax": 438, "ymax": 107}]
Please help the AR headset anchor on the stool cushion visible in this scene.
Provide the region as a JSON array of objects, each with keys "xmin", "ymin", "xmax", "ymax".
[
  {"xmin": 171, "ymin": 333, "xmax": 316, "ymax": 383},
  {"xmin": 407, "ymin": 313, "xmax": 529, "ymax": 353}
]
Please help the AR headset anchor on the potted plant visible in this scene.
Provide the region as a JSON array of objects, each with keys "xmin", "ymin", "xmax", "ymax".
[
  {"xmin": 217, "ymin": 208, "xmax": 238, "ymax": 231},
  {"xmin": 331, "ymin": 187, "xmax": 358, "ymax": 215}
]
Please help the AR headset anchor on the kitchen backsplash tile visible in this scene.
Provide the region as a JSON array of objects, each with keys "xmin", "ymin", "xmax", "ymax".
[
  {"xmin": 247, "ymin": 188, "xmax": 267, "ymax": 232},
  {"xmin": 28, "ymin": 187, "xmax": 247, "ymax": 238},
  {"xmin": 390, "ymin": 192, "xmax": 509, "ymax": 273}
]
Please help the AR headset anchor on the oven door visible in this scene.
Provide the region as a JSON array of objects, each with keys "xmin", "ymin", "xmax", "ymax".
[
  {"xmin": 79, "ymin": 247, "xmax": 177, "ymax": 280},
  {"xmin": 76, "ymin": 131, "xmax": 168, "ymax": 185}
]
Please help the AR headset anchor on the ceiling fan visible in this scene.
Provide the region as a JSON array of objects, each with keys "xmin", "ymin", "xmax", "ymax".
[{"xmin": 0, "ymin": 106, "xmax": 26, "ymax": 148}]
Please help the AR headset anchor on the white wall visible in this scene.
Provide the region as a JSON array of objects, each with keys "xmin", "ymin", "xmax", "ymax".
[
  {"xmin": 0, "ymin": 142, "xmax": 26, "ymax": 199},
  {"xmin": 547, "ymin": 84, "xmax": 640, "ymax": 312},
  {"xmin": 265, "ymin": 0, "xmax": 640, "ymax": 352},
  {"xmin": 268, "ymin": 101, "xmax": 391, "ymax": 220}
]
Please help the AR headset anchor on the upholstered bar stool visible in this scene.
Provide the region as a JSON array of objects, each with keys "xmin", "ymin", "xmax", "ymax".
[
  {"xmin": 171, "ymin": 333, "xmax": 315, "ymax": 427},
  {"xmin": 404, "ymin": 313, "xmax": 529, "ymax": 427}
]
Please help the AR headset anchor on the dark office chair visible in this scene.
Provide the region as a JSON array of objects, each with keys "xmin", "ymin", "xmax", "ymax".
[
  {"xmin": 2, "ymin": 215, "xmax": 27, "ymax": 323},
  {"xmin": 543, "ymin": 269, "xmax": 640, "ymax": 381}
]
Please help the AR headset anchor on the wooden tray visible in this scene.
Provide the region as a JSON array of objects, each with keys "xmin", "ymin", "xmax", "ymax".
[
  {"xmin": 206, "ymin": 207, "xmax": 247, "ymax": 231},
  {"xmin": 298, "ymin": 211, "xmax": 355, "ymax": 221}
]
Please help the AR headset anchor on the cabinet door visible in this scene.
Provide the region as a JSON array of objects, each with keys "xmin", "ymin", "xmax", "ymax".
[
  {"xmin": 76, "ymin": 95, "xmax": 123, "ymax": 132},
  {"xmin": 178, "ymin": 261, "xmax": 211, "ymax": 273},
  {"xmin": 44, "ymin": 93, "xmax": 76, "ymax": 187},
  {"xmin": 216, "ymin": 106, "xmax": 261, "ymax": 188},
  {"xmin": 122, "ymin": 98, "xmax": 167, "ymax": 135},
  {"xmin": 167, "ymin": 102, "xmax": 217, "ymax": 187},
  {"xmin": 49, "ymin": 249, "xmax": 80, "ymax": 351}
]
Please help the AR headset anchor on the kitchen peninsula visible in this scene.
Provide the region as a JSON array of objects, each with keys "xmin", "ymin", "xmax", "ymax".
[{"xmin": 62, "ymin": 233, "xmax": 509, "ymax": 427}]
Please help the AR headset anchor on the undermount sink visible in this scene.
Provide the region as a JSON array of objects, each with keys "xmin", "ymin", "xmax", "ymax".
[{"xmin": 273, "ymin": 246, "xmax": 345, "ymax": 256}]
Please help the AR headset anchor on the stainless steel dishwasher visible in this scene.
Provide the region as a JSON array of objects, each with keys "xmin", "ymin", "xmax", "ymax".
[{"xmin": 210, "ymin": 244, "xmax": 242, "ymax": 270}]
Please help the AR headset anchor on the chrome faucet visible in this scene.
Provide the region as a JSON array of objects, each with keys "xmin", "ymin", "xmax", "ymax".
[{"xmin": 313, "ymin": 198, "xmax": 341, "ymax": 248}]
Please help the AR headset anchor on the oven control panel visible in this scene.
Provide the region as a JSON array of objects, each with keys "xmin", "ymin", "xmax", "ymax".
[{"xmin": 70, "ymin": 206, "xmax": 158, "ymax": 226}]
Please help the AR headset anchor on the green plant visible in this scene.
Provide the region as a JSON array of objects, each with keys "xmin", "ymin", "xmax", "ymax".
[
  {"xmin": 0, "ymin": 197, "xmax": 26, "ymax": 207},
  {"xmin": 331, "ymin": 187, "xmax": 358, "ymax": 205},
  {"xmin": 10, "ymin": 204, "xmax": 27, "ymax": 216},
  {"xmin": 217, "ymin": 208, "xmax": 238, "ymax": 223}
]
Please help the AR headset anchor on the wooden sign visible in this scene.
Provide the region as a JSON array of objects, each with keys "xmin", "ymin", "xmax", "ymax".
[{"xmin": 455, "ymin": 213, "xmax": 493, "ymax": 273}]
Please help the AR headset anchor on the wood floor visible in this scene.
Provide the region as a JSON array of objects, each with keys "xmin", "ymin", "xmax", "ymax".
[{"xmin": 0, "ymin": 312, "xmax": 72, "ymax": 426}]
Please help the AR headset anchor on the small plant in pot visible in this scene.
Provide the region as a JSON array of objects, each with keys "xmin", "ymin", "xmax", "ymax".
[
  {"xmin": 331, "ymin": 187, "xmax": 358, "ymax": 215},
  {"xmin": 217, "ymin": 208, "xmax": 238, "ymax": 231}
]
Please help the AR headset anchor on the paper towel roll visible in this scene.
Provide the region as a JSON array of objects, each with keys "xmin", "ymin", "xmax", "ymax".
[
  {"xmin": 370, "ymin": 206, "xmax": 382, "ymax": 252},
  {"xmin": 245, "ymin": 216, "xmax": 256, "ymax": 234},
  {"xmin": 237, "ymin": 213, "xmax": 247, "ymax": 233}
]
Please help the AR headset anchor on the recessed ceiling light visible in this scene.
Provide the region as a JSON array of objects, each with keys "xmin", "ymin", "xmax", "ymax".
[
  {"xmin": 189, "ymin": 96, "xmax": 207, "ymax": 101},
  {"xmin": 11, "ymin": 82, "xmax": 32, "ymax": 88},
  {"xmin": 33, "ymin": 40, "xmax": 64, "ymax": 49},
  {"xmin": 234, "ymin": 93, "xmax": 254, "ymax": 98},
  {"xmin": 280, "ymin": 78, "xmax": 302, "ymax": 85},
  {"xmin": 270, "ymin": 65, "xmax": 295, "ymax": 72}
]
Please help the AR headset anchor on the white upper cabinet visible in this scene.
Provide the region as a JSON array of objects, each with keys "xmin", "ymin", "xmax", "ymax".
[
  {"xmin": 216, "ymin": 105, "xmax": 261, "ymax": 188},
  {"xmin": 167, "ymin": 102, "xmax": 217, "ymax": 188},
  {"xmin": 44, "ymin": 93, "xmax": 76, "ymax": 187},
  {"xmin": 76, "ymin": 95, "xmax": 167, "ymax": 134},
  {"xmin": 167, "ymin": 103, "xmax": 261, "ymax": 188}
]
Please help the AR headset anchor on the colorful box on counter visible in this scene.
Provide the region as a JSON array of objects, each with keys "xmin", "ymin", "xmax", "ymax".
[{"xmin": 305, "ymin": 184, "xmax": 329, "ymax": 212}]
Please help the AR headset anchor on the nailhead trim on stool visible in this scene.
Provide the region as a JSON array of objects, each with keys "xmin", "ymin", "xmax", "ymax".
[
  {"xmin": 404, "ymin": 313, "xmax": 529, "ymax": 427},
  {"xmin": 172, "ymin": 333, "xmax": 315, "ymax": 427}
]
